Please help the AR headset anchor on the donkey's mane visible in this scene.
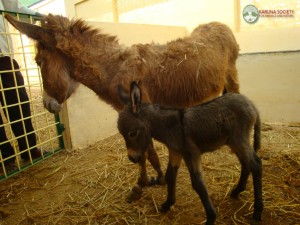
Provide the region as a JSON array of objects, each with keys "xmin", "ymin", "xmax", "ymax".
[
  {"xmin": 40, "ymin": 14, "xmax": 123, "ymax": 84},
  {"xmin": 43, "ymin": 14, "xmax": 119, "ymax": 54}
]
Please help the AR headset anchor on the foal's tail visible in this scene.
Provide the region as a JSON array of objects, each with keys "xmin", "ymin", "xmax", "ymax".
[{"xmin": 253, "ymin": 112, "xmax": 261, "ymax": 152}]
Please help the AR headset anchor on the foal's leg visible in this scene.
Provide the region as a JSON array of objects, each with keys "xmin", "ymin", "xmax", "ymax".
[
  {"xmin": 230, "ymin": 146, "xmax": 251, "ymax": 198},
  {"xmin": 147, "ymin": 140, "xmax": 165, "ymax": 185},
  {"xmin": 229, "ymin": 141, "xmax": 252, "ymax": 197},
  {"xmin": 250, "ymin": 151, "xmax": 263, "ymax": 221},
  {"xmin": 230, "ymin": 159, "xmax": 250, "ymax": 197},
  {"xmin": 184, "ymin": 154, "xmax": 216, "ymax": 225},
  {"xmin": 160, "ymin": 151, "xmax": 182, "ymax": 212},
  {"xmin": 230, "ymin": 143, "xmax": 263, "ymax": 221},
  {"xmin": 126, "ymin": 153, "xmax": 147, "ymax": 203}
]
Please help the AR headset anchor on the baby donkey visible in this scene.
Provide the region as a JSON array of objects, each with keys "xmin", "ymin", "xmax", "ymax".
[{"xmin": 117, "ymin": 82, "xmax": 263, "ymax": 225}]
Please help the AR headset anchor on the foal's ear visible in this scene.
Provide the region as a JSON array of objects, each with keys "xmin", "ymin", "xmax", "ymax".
[
  {"xmin": 130, "ymin": 81, "xmax": 142, "ymax": 114},
  {"xmin": 5, "ymin": 14, "xmax": 54, "ymax": 46}
]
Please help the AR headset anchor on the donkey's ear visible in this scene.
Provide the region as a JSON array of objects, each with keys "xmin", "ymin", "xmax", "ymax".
[
  {"xmin": 5, "ymin": 14, "xmax": 54, "ymax": 46},
  {"xmin": 130, "ymin": 81, "xmax": 142, "ymax": 114}
]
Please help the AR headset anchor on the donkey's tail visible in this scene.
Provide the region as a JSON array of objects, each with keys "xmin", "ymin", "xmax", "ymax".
[{"xmin": 253, "ymin": 112, "xmax": 261, "ymax": 152}]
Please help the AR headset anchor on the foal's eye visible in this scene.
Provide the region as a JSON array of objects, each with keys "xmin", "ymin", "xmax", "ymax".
[{"xmin": 128, "ymin": 130, "xmax": 139, "ymax": 139}]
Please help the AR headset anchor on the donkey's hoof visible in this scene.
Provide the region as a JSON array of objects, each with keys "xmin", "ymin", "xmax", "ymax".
[{"xmin": 125, "ymin": 185, "xmax": 143, "ymax": 203}]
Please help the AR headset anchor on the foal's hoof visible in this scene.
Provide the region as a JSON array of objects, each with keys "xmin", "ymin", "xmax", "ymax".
[
  {"xmin": 230, "ymin": 186, "xmax": 244, "ymax": 198},
  {"xmin": 230, "ymin": 190, "xmax": 239, "ymax": 198},
  {"xmin": 251, "ymin": 211, "xmax": 262, "ymax": 223},
  {"xmin": 159, "ymin": 201, "xmax": 172, "ymax": 213},
  {"xmin": 125, "ymin": 185, "xmax": 143, "ymax": 203},
  {"xmin": 250, "ymin": 218, "xmax": 262, "ymax": 225},
  {"xmin": 148, "ymin": 176, "xmax": 166, "ymax": 186}
]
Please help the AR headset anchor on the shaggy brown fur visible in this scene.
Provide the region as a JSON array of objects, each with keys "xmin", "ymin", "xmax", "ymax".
[{"xmin": 5, "ymin": 14, "xmax": 240, "ymax": 201}]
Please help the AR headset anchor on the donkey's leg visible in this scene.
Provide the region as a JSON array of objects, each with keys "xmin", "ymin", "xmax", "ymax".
[
  {"xmin": 250, "ymin": 151, "xmax": 263, "ymax": 221},
  {"xmin": 160, "ymin": 151, "xmax": 182, "ymax": 212},
  {"xmin": 184, "ymin": 154, "xmax": 216, "ymax": 225},
  {"xmin": 126, "ymin": 153, "xmax": 147, "ymax": 203},
  {"xmin": 146, "ymin": 140, "xmax": 165, "ymax": 185}
]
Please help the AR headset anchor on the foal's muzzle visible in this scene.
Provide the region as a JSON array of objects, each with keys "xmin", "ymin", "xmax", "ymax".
[
  {"xmin": 127, "ymin": 148, "xmax": 143, "ymax": 164},
  {"xmin": 128, "ymin": 155, "xmax": 142, "ymax": 164}
]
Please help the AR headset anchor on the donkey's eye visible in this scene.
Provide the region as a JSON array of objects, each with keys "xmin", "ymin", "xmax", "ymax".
[
  {"xmin": 128, "ymin": 130, "xmax": 139, "ymax": 139},
  {"xmin": 36, "ymin": 60, "xmax": 42, "ymax": 67}
]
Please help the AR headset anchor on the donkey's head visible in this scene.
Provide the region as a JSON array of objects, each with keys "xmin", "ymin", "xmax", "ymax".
[
  {"xmin": 5, "ymin": 14, "xmax": 79, "ymax": 113},
  {"xmin": 118, "ymin": 82, "xmax": 152, "ymax": 163}
]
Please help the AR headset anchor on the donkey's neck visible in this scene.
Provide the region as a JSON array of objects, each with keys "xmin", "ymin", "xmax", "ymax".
[
  {"xmin": 68, "ymin": 35, "xmax": 124, "ymax": 109},
  {"xmin": 144, "ymin": 105, "xmax": 184, "ymax": 150},
  {"xmin": 70, "ymin": 35, "xmax": 121, "ymax": 79}
]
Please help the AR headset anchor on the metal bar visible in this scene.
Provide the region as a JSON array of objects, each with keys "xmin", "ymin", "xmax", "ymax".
[{"xmin": 0, "ymin": 10, "xmax": 65, "ymax": 181}]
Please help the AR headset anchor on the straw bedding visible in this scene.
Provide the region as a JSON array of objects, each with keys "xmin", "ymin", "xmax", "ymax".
[{"xmin": 0, "ymin": 123, "xmax": 299, "ymax": 225}]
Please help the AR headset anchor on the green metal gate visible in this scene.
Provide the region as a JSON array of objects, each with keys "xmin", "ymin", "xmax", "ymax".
[{"xmin": 0, "ymin": 11, "xmax": 64, "ymax": 180}]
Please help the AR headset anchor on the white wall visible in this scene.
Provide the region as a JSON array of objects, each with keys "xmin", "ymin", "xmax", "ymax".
[
  {"xmin": 32, "ymin": 0, "xmax": 66, "ymax": 16},
  {"xmin": 118, "ymin": 0, "xmax": 235, "ymax": 32},
  {"xmin": 238, "ymin": 51, "xmax": 300, "ymax": 123}
]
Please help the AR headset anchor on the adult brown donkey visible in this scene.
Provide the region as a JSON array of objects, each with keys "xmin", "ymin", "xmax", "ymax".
[{"xmin": 5, "ymin": 14, "xmax": 240, "ymax": 202}]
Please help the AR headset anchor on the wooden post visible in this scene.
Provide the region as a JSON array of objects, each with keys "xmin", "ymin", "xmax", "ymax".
[
  {"xmin": 112, "ymin": 0, "xmax": 119, "ymax": 22},
  {"xmin": 234, "ymin": 0, "xmax": 240, "ymax": 32},
  {"xmin": 59, "ymin": 103, "xmax": 72, "ymax": 150}
]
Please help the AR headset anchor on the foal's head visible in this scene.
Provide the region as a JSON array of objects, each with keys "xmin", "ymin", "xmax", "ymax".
[
  {"xmin": 118, "ymin": 82, "xmax": 152, "ymax": 163},
  {"xmin": 5, "ymin": 14, "xmax": 79, "ymax": 113}
]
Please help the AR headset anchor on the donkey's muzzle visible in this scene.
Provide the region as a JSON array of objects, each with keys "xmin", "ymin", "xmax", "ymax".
[
  {"xmin": 43, "ymin": 99, "xmax": 62, "ymax": 113},
  {"xmin": 43, "ymin": 91, "xmax": 62, "ymax": 114}
]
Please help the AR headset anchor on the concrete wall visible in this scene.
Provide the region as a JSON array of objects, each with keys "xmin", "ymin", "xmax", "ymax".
[
  {"xmin": 73, "ymin": 0, "xmax": 234, "ymax": 29},
  {"xmin": 238, "ymin": 51, "xmax": 300, "ymax": 123}
]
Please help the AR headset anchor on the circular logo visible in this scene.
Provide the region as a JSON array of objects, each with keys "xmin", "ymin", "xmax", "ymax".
[{"xmin": 243, "ymin": 5, "xmax": 259, "ymax": 24}]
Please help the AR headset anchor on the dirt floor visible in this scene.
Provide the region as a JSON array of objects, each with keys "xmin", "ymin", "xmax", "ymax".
[{"xmin": 0, "ymin": 123, "xmax": 299, "ymax": 225}]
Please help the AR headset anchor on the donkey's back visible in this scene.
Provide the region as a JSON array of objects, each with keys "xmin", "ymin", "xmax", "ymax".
[
  {"xmin": 190, "ymin": 22, "xmax": 239, "ymax": 57},
  {"xmin": 136, "ymin": 22, "xmax": 240, "ymax": 108}
]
